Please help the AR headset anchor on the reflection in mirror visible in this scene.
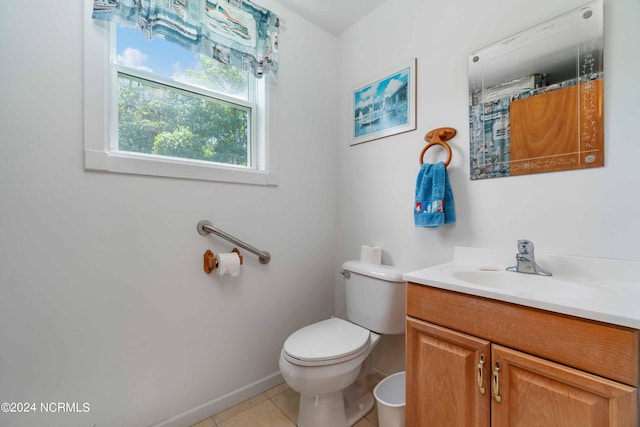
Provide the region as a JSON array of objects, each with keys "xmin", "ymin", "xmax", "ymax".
[{"xmin": 468, "ymin": 0, "xmax": 603, "ymax": 180}]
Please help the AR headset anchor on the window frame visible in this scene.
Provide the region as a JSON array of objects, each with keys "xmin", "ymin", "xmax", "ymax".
[{"xmin": 83, "ymin": 2, "xmax": 278, "ymax": 186}]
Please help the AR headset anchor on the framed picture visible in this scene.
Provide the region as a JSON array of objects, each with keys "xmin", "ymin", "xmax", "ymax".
[{"xmin": 351, "ymin": 58, "xmax": 417, "ymax": 145}]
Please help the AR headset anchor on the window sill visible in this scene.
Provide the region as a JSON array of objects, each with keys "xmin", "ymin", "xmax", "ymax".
[{"xmin": 84, "ymin": 150, "xmax": 279, "ymax": 186}]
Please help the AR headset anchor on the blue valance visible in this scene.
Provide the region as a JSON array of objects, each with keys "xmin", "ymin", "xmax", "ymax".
[{"xmin": 92, "ymin": 0, "xmax": 279, "ymax": 79}]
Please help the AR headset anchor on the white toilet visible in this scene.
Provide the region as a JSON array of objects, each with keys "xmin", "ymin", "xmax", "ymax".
[{"xmin": 279, "ymin": 260, "xmax": 405, "ymax": 427}]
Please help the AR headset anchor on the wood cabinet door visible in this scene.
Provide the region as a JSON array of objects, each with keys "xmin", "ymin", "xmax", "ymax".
[
  {"xmin": 491, "ymin": 344, "xmax": 638, "ymax": 427},
  {"xmin": 406, "ymin": 317, "xmax": 491, "ymax": 427}
]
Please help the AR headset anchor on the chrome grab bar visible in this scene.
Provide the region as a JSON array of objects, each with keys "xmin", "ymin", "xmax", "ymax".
[{"xmin": 197, "ymin": 220, "xmax": 271, "ymax": 264}]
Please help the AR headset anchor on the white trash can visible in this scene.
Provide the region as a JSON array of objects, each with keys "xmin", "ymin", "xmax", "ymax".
[{"xmin": 373, "ymin": 371, "xmax": 406, "ymax": 427}]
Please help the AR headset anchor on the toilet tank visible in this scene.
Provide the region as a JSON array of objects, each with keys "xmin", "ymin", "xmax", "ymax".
[{"xmin": 342, "ymin": 261, "xmax": 406, "ymax": 335}]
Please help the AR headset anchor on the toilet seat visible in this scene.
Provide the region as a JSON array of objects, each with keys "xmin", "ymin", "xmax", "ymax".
[{"xmin": 283, "ymin": 318, "xmax": 371, "ymax": 367}]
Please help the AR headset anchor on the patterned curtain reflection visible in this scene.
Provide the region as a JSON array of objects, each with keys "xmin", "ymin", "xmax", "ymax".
[{"xmin": 92, "ymin": 0, "xmax": 279, "ymax": 79}]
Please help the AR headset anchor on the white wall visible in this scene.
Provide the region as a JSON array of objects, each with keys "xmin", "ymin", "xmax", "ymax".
[
  {"xmin": 0, "ymin": 1, "xmax": 338, "ymax": 426},
  {"xmin": 2, "ymin": 0, "xmax": 639, "ymax": 425},
  {"xmin": 336, "ymin": 0, "xmax": 640, "ymax": 373}
]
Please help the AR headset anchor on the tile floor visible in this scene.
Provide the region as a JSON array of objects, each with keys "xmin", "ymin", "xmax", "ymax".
[{"xmin": 191, "ymin": 372, "xmax": 385, "ymax": 427}]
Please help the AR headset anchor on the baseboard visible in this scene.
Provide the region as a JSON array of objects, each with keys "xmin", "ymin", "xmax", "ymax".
[{"xmin": 150, "ymin": 371, "xmax": 284, "ymax": 427}]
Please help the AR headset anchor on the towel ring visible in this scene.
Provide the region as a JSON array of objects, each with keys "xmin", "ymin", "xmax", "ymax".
[
  {"xmin": 420, "ymin": 127, "xmax": 456, "ymax": 166},
  {"xmin": 419, "ymin": 127, "xmax": 456, "ymax": 167}
]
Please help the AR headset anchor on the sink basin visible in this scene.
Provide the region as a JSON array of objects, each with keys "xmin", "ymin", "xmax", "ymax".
[{"xmin": 447, "ymin": 269, "xmax": 601, "ymax": 299}]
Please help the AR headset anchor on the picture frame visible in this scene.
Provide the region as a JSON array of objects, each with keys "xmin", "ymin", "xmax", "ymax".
[{"xmin": 351, "ymin": 58, "xmax": 417, "ymax": 145}]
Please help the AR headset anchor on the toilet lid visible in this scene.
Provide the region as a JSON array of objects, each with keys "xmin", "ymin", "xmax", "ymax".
[{"xmin": 283, "ymin": 318, "xmax": 370, "ymax": 366}]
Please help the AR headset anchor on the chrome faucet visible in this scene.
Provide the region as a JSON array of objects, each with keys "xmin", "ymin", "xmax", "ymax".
[{"xmin": 506, "ymin": 240, "xmax": 552, "ymax": 276}]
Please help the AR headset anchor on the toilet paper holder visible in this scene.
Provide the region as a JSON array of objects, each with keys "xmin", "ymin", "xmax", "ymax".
[{"xmin": 203, "ymin": 248, "xmax": 244, "ymax": 274}]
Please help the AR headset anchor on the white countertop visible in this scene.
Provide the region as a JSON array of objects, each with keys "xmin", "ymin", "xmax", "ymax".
[{"xmin": 403, "ymin": 247, "xmax": 640, "ymax": 329}]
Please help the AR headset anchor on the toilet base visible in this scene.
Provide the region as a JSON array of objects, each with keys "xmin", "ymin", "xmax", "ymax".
[
  {"xmin": 298, "ymin": 391, "xmax": 347, "ymax": 427},
  {"xmin": 296, "ymin": 391, "xmax": 374, "ymax": 427},
  {"xmin": 297, "ymin": 358, "xmax": 375, "ymax": 427},
  {"xmin": 346, "ymin": 392, "xmax": 374, "ymax": 426}
]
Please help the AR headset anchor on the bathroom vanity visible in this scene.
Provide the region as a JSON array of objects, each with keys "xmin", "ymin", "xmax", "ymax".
[{"xmin": 403, "ymin": 247, "xmax": 640, "ymax": 426}]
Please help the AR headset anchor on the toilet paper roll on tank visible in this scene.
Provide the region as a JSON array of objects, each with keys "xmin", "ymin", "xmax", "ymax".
[{"xmin": 360, "ymin": 245, "xmax": 382, "ymax": 264}]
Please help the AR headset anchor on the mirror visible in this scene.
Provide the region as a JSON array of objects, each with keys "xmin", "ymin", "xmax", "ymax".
[{"xmin": 468, "ymin": 0, "xmax": 603, "ymax": 180}]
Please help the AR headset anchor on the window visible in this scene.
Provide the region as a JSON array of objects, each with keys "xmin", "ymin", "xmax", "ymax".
[{"xmin": 84, "ymin": 3, "xmax": 278, "ymax": 185}]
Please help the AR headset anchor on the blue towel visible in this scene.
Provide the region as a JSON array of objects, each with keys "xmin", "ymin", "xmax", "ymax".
[{"xmin": 414, "ymin": 162, "xmax": 456, "ymax": 227}]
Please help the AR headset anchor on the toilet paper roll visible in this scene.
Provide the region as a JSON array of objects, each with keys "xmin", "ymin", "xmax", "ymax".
[
  {"xmin": 216, "ymin": 252, "xmax": 241, "ymax": 277},
  {"xmin": 360, "ymin": 245, "xmax": 382, "ymax": 264}
]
